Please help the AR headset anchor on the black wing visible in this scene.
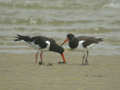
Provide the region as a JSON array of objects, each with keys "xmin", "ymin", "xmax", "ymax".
[
  {"xmin": 77, "ymin": 36, "xmax": 96, "ymax": 41},
  {"xmin": 31, "ymin": 36, "xmax": 56, "ymax": 48}
]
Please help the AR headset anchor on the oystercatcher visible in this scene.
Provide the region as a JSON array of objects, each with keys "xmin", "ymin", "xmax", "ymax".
[
  {"xmin": 61, "ymin": 33, "xmax": 103, "ymax": 65},
  {"xmin": 14, "ymin": 34, "xmax": 66, "ymax": 65}
]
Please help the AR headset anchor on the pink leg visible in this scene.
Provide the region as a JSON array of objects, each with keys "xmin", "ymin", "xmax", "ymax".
[
  {"xmin": 39, "ymin": 51, "xmax": 43, "ymax": 65},
  {"xmin": 35, "ymin": 51, "xmax": 39, "ymax": 64}
]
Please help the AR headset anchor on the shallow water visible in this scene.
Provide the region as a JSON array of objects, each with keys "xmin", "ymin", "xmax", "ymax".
[{"xmin": 0, "ymin": 0, "xmax": 120, "ymax": 55}]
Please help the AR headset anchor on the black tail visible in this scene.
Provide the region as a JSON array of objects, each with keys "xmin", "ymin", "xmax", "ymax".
[
  {"xmin": 14, "ymin": 34, "xmax": 32, "ymax": 42},
  {"xmin": 97, "ymin": 38, "xmax": 103, "ymax": 42},
  {"xmin": 96, "ymin": 38, "xmax": 103, "ymax": 43}
]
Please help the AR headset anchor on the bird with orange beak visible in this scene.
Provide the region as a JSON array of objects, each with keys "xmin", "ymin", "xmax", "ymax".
[
  {"xmin": 14, "ymin": 34, "xmax": 67, "ymax": 65},
  {"xmin": 61, "ymin": 33, "xmax": 103, "ymax": 65}
]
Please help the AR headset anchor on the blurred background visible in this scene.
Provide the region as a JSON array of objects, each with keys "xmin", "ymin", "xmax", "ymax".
[{"xmin": 0, "ymin": 0, "xmax": 120, "ymax": 55}]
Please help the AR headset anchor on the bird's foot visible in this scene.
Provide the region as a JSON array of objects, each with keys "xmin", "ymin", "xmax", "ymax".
[
  {"xmin": 58, "ymin": 61, "xmax": 66, "ymax": 64},
  {"xmin": 82, "ymin": 63, "xmax": 88, "ymax": 65},
  {"xmin": 85, "ymin": 61, "xmax": 88, "ymax": 65},
  {"xmin": 39, "ymin": 61, "xmax": 43, "ymax": 65},
  {"xmin": 47, "ymin": 63, "xmax": 53, "ymax": 66}
]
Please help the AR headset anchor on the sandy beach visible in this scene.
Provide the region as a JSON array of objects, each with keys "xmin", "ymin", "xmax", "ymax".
[
  {"xmin": 0, "ymin": 52, "xmax": 120, "ymax": 90},
  {"xmin": 0, "ymin": 0, "xmax": 120, "ymax": 90}
]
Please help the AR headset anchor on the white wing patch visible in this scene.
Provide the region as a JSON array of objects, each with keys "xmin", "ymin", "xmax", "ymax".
[
  {"xmin": 79, "ymin": 40, "xmax": 85, "ymax": 44},
  {"xmin": 39, "ymin": 40, "xmax": 50, "ymax": 51},
  {"xmin": 78, "ymin": 40, "xmax": 85, "ymax": 49},
  {"xmin": 78, "ymin": 40, "xmax": 96, "ymax": 49},
  {"xmin": 26, "ymin": 40, "xmax": 51, "ymax": 51},
  {"xmin": 45, "ymin": 41, "xmax": 50, "ymax": 51},
  {"xmin": 87, "ymin": 44, "xmax": 96, "ymax": 48}
]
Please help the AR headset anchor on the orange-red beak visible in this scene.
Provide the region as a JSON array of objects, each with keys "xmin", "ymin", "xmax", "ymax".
[{"xmin": 61, "ymin": 38, "xmax": 69, "ymax": 46}]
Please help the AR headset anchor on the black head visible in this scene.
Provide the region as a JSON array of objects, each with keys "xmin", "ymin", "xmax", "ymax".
[
  {"xmin": 49, "ymin": 43, "xmax": 64, "ymax": 54},
  {"xmin": 67, "ymin": 33, "xmax": 75, "ymax": 40}
]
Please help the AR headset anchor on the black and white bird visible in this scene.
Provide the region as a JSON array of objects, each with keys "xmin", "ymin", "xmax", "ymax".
[
  {"xmin": 61, "ymin": 33, "xmax": 103, "ymax": 65},
  {"xmin": 14, "ymin": 34, "xmax": 66, "ymax": 65}
]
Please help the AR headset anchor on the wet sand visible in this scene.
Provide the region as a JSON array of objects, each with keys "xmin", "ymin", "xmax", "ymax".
[{"xmin": 0, "ymin": 52, "xmax": 120, "ymax": 90}]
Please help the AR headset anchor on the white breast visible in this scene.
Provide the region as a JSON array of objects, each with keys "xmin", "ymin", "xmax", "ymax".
[
  {"xmin": 45, "ymin": 41, "xmax": 50, "ymax": 51},
  {"xmin": 78, "ymin": 40, "xmax": 85, "ymax": 49}
]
